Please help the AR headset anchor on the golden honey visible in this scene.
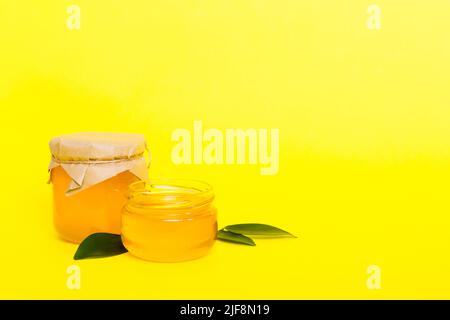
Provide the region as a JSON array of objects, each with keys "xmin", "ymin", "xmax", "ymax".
[
  {"xmin": 122, "ymin": 180, "xmax": 217, "ymax": 262},
  {"xmin": 52, "ymin": 166, "xmax": 138, "ymax": 243}
]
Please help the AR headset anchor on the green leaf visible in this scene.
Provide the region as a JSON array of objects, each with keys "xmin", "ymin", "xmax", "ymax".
[
  {"xmin": 217, "ymin": 230, "xmax": 256, "ymax": 246},
  {"xmin": 224, "ymin": 224, "xmax": 296, "ymax": 238},
  {"xmin": 74, "ymin": 233, "xmax": 128, "ymax": 260}
]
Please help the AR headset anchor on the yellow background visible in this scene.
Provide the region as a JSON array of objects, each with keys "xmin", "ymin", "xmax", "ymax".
[{"xmin": 1, "ymin": 0, "xmax": 450, "ymax": 299}]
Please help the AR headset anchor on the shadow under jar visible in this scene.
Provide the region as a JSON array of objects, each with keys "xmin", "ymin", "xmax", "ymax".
[{"xmin": 122, "ymin": 179, "xmax": 218, "ymax": 262}]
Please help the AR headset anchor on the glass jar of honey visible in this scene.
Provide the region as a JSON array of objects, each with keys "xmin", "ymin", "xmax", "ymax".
[
  {"xmin": 48, "ymin": 132, "xmax": 149, "ymax": 243},
  {"xmin": 122, "ymin": 179, "xmax": 217, "ymax": 262}
]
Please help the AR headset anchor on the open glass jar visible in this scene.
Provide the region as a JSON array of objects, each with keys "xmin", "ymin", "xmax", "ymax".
[{"xmin": 122, "ymin": 179, "xmax": 217, "ymax": 262}]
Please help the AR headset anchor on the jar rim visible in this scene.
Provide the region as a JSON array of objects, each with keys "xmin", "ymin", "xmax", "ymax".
[{"xmin": 126, "ymin": 179, "xmax": 214, "ymax": 211}]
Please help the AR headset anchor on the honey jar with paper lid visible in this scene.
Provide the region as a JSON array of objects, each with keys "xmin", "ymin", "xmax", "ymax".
[{"xmin": 48, "ymin": 132, "xmax": 149, "ymax": 243}]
